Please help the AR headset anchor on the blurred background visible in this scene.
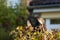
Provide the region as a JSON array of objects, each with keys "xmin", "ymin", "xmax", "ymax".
[{"xmin": 0, "ymin": 0, "xmax": 60, "ymax": 40}]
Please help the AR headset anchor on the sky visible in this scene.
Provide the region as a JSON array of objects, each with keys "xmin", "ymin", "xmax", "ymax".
[{"xmin": 7, "ymin": 0, "xmax": 20, "ymax": 6}]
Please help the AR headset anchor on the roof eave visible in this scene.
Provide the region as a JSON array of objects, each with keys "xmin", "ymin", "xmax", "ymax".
[{"xmin": 27, "ymin": 4, "xmax": 60, "ymax": 9}]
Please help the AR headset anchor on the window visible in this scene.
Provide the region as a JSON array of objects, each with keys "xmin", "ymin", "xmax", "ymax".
[{"xmin": 50, "ymin": 19, "xmax": 60, "ymax": 24}]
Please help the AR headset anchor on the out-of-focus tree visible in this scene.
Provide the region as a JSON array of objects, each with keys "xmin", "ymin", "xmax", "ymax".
[
  {"xmin": 15, "ymin": 0, "xmax": 28, "ymax": 26},
  {"xmin": 0, "ymin": 0, "xmax": 28, "ymax": 29},
  {"xmin": 0, "ymin": 0, "xmax": 28, "ymax": 40}
]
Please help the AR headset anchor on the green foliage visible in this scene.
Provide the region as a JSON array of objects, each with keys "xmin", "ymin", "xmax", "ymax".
[
  {"xmin": 9, "ymin": 26, "xmax": 42, "ymax": 40},
  {"xmin": 0, "ymin": 0, "xmax": 28, "ymax": 28},
  {"xmin": 10, "ymin": 26, "xmax": 60, "ymax": 40},
  {"xmin": 55, "ymin": 32, "xmax": 60, "ymax": 40},
  {"xmin": 0, "ymin": 0, "xmax": 28, "ymax": 40},
  {"xmin": 0, "ymin": 28, "xmax": 9, "ymax": 40}
]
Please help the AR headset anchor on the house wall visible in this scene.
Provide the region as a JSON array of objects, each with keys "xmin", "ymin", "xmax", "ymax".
[
  {"xmin": 32, "ymin": 7, "xmax": 60, "ymax": 31},
  {"xmin": 41, "ymin": 12, "xmax": 60, "ymax": 18},
  {"xmin": 39, "ymin": 12, "xmax": 60, "ymax": 31},
  {"xmin": 45, "ymin": 19, "xmax": 60, "ymax": 31}
]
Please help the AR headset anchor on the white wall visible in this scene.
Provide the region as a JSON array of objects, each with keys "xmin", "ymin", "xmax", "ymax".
[
  {"xmin": 46, "ymin": 19, "xmax": 60, "ymax": 31},
  {"xmin": 33, "ymin": 8, "xmax": 60, "ymax": 13},
  {"xmin": 33, "ymin": 8, "xmax": 60, "ymax": 31}
]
